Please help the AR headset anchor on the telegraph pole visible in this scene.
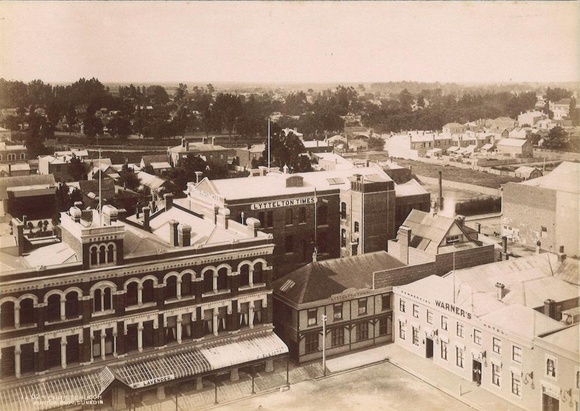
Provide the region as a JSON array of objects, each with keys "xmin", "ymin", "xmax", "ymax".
[{"xmin": 321, "ymin": 314, "xmax": 327, "ymax": 377}]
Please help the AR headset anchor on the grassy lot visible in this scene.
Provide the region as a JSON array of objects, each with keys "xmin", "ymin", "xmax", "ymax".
[{"xmin": 344, "ymin": 152, "xmax": 521, "ymax": 189}]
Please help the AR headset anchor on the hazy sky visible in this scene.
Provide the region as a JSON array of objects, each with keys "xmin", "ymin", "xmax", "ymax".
[{"xmin": 1, "ymin": 1, "xmax": 578, "ymax": 84}]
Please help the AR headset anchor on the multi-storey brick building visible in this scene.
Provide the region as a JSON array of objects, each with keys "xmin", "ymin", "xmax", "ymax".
[
  {"xmin": 184, "ymin": 164, "xmax": 429, "ymax": 278},
  {"xmin": 0, "ymin": 195, "xmax": 287, "ymax": 409}
]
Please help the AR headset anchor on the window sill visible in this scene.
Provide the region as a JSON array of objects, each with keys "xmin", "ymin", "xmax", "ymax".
[
  {"xmin": 92, "ymin": 309, "xmax": 115, "ymax": 317},
  {"xmin": 125, "ymin": 302, "xmax": 156, "ymax": 312},
  {"xmin": 202, "ymin": 289, "xmax": 230, "ymax": 298},
  {"xmin": 164, "ymin": 295, "xmax": 195, "ymax": 304},
  {"xmin": 238, "ymin": 283, "xmax": 266, "ymax": 291},
  {"xmin": 45, "ymin": 315, "xmax": 82, "ymax": 326}
]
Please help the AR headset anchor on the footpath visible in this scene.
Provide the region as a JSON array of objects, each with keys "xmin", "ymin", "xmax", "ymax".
[{"xmin": 136, "ymin": 344, "xmax": 526, "ymax": 411}]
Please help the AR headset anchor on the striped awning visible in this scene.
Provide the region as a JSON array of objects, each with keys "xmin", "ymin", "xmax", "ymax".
[
  {"xmin": 115, "ymin": 331, "xmax": 288, "ymax": 389},
  {"xmin": 0, "ymin": 367, "xmax": 114, "ymax": 411}
]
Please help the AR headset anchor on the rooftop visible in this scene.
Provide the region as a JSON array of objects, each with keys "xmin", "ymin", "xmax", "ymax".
[{"xmin": 518, "ymin": 161, "xmax": 579, "ymax": 194}]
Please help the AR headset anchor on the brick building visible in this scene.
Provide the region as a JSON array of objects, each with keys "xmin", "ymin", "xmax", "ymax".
[
  {"xmin": 393, "ymin": 253, "xmax": 580, "ymax": 411},
  {"xmin": 502, "ymin": 162, "xmax": 579, "ymax": 257},
  {"xmin": 183, "ymin": 165, "xmax": 430, "ymax": 278},
  {"xmin": 167, "ymin": 138, "xmax": 236, "ymax": 167},
  {"xmin": 0, "ymin": 195, "xmax": 287, "ymax": 409},
  {"xmin": 273, "ymin": 209, "xmax": 495, "ymax": 364}
]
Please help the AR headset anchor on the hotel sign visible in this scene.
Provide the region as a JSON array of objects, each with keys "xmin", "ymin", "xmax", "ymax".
[
  {"xmin": 435, "ymin": 300, "xmax": 472, "ymax": 320},
  {"xmin": 251, "ymin": 197, "xmax": 315, "ymax": 210}
]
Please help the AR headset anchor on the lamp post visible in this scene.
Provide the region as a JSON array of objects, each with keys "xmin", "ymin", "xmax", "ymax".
[{"xmin": 321, "ymin": 314, "xmax": 327, "ymax": 377}]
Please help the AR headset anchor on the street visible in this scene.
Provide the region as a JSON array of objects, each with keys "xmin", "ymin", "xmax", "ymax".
[{"xmin": 215, "ymin": 362, "xmax": 472, "ymax": 411}]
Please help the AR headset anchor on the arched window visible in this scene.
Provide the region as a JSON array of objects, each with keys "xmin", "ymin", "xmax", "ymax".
[
  {"xmin": 126, "ymin": 282, "xmax": 138, "ymax": 306},
  {"xmin": 203, "ymin": 271, "xmax": 214, "ymax": 293},
  {"xmin": 20, "ymin": 153, "xmax": 25, "ymax": 160},
  {"xmin": 103, "ymin": 288, "xmax": 112, "ymax": 310},
  {"xmin": 107, "ymin": 244, "xmax": 115, "ymax": 263},
  {"xmin": 239, "ymin": 265, "xmax": 250, "ymax": 287},
  {"xmin": 340, "ymin": 202, "xmax": 347, "ymax": 219},
  {"xmin": 181, "ymin": 273, "xmax": 192, "ymax": 296},
  {"xmin": 90, "ymin": 247, "xmax": 98, "ymax": 265},
  {"xmin": 99, "ymin": 246, "xmax": 106, "ymax": 264},
  {"xmin": 0, "ymin": 301, "xmax": 15, "ymax": 328},
  {"xmin": 142, "ymin": 279, "xmax": 154, "ymax": 304},
  {"xmin": 20, "ymin": 298, "xmax": 35, "ymax": 325},
  {"xmin": 217, "ymin": 267, "xmax": 228, "ymax": 291},
  {"xmin": 354, "ymin": 221, "xmax": 360, "ymax": 233},
  {"xmin": 46, "ymin": 294, "xmax": 61, "ymax": 322},
  {"xmin": 65, "ymin": 291, "xmax": 79, "ymax": 319},
  {"xmin": 165, "ymin": 276, "xmax": 177, "ymax": 299},
  {"xmin": 253, "ymin": 262, "xmax": 264, "ymax": 284},
  {"xmin": 341, "ymin": 229, "xmax": 347, "ymax": 248},
  {"xmin": 94, "ymin": 289, "xmax": 102, "ymax": 311}
]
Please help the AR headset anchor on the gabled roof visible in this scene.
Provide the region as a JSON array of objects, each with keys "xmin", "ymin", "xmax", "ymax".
[
  {"xmin": 497, "ymin": 138, "xmax": 528, "ymax": 147},
  {"xmin": 400, "ymin": 209, "xmax": 458, "ymax": 254},
  {"xmin": 273, "ymin": 251, "xmax": 405, "ymax": 305},
  {"xmin": 519, "ymin": 161, "xmax": 579, "ymax": 194},
  {"xmin": 0, "ymin": 174, "xmax": 55, "ymax": 200}
]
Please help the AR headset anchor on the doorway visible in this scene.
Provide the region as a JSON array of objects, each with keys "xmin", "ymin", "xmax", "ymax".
[
  {"xmin": 425, "ymin": 337, "xmax": 433, "ymax": 359},
  {"xmin": 472, "ymin": 360, "xmax": 482, "ymax": 385},
  {"xmin": 542, "ymin": 393, "xmax": 559, "ymax": 411}
]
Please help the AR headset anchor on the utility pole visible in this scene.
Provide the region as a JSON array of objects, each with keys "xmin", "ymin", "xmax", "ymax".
[{"xmin": 321, "ymin": 314, "xmax": 327, "ymax": 377}]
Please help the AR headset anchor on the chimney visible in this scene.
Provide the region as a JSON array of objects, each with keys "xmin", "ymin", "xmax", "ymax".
[
  {"xmin": 557, "ymin": 246, "xmax": 566, "ymax": 262},
  {"xmin": 143, "ymin": 207, "xmax": 150, "ymax": 230},
  {"xmin": 543, "ymin": 299, "xmax": 556, "ymax": 319},
  {"xmin": 430, "ymin": 199, "xmax": 437, "ymax": 216},
  {"xmin": 246, "ymin": 217, "xmax": 260, "ymax": 238},
  {"xmin": 438, "ymin": 171, "xmax": 444, "ymax": 211},
  {"xmin": 181, "ymin": 138, "xmax": 186, "ymax": 148},
  {"xmin": 501, "ymin": 236, "xmax": 509, "ymax": 260},
  {"xmin": 211, "ymin": 136, "xmax": 215, "ymax": 146},
  {"xmin": 455, "ymin": 215, "xmax": 465, "ymax": 228},
  {"xmin": 495, "ymin": 282, "xmax": 506, "ymax": 300},
  {"xmin": 164, "ymin": 193, "xmax": 173, "ymax": 210},
  {"xmin": 536, "ymin": 240, "xmax": 541, "ymax": 254},
  {"xmin": 15, "ymin": 220, "xmax": 25, "ymax": 256},
  {"xmin": 22, "ymin": 215, "xmax": 27, "ymax": 226},
  {"xmin": 398, "ymin": 225, "xmax": 411, "ymax": 265},
  {"xmin": 476, "ymin": 222, "xmax": 481, "ymax": 234},
  {"xmin": 195, "ymin": 171, "xmax": 203, "ymax": 184},
  {"xmin": 178, "ymin": 224, "xmax": 191, "ymax": 247},
  {"xmin": 217, "ymin": 207, "xmax": 230, "ymax": 229},
  {"xmin": 102, "ymin": 205, "xmax": 118, "ymax": 225},
  {"xmin": 169, "ymin": 220, "xmax": 179, "ymax": 246},
  {"xmin": 117, "ymin": 208, "xmax": 127, "ymax": 221}
]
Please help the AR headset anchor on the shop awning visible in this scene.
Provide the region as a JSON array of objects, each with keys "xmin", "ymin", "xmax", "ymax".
[
  {"xmin": 114, "ymin": 331, "xmax": 288, "ymax": 389},
  {"xmin": 0, "ymin": 367, "xmax": 114, "ymax": 411}
]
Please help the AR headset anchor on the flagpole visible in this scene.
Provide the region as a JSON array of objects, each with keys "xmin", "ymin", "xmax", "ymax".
[{"xmin": 267, "ymin": 118, "xmax": 271, "ymax": 170}]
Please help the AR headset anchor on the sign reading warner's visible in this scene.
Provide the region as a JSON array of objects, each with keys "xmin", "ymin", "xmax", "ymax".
[{"xmin": 251, "ymin": 197, "xmax": 315, "ymax": 210}]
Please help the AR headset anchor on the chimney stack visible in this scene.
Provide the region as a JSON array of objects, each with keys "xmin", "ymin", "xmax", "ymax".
[
  {"xmin": 102, "ymin": 205, "xmax": 118, "ymax": 225},
  {"xmin": 195, "ymin": 171, "xmax": 203, "ymax": 184},
  {"xmin": 455, "ymin": 215, "xmax": 465, "ymax": 228},
  {"xmin": 169, "ymin": 220, "xmax": 179, "ymax": 246},
  {"xmin": 164, "ymin": 193, "xmax": 173, "ymax": 211},
  {"xmin": 211, "ymin": 136, "xmax": 216, "ymax": 146},
  {"xmin": 501, "ymin": 236, "xmax": 509, "ymax": 260},
  {"xmin": 495, "ymin": 282, "xmax": 506, "ymax": 300},
  {"xmin": 143, "ymin": 207, "xmax": 150, "ymax": 230},
  {"xmin": 557, "ymin": 246, "xmax": 566, "ymax": 262},
  {"xmin": 178, "ymin": 223, "xmax": 191, "ymax": 247},
  {"xmin": 398, "ymin": 225, "xmax": 411, "ymax": 265},
  {"xmin": 15, "ymin": 220, "xmax": 25, "ymax": 256},
  {"xmin": 544, "ymin": 299, "xmax": 556, "ymax": 319},
  {"xmin": 536, "ymin": 240, "xmax": 541, "ymax": 254},
  {"xmin": 246, "ymin": 217, "xmax": 260, "ymax": 238}
]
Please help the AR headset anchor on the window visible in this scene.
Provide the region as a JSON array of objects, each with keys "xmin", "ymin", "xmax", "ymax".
[
  {"xmin": 340, "ymin": 202, "xmax": 347, "ymax": 219},
  {"xmin": 427, "ymin": 310, "xmax": 433, "ymax": 324},
  {"xmin": 412, "ymin": 327, "xmax": 419, "ymax": 346},
  {"xmin": 307, "ymin": 309, "xmax": 317, "ymax": 326},
  {"xmin": 399, "ymin": 299, "xmax": 406, "ymax": 313},
  {"xmin": 333, "ymin": 304, "xmax": 342, "ymax": 320},
  {"xmin": 358, "ymin": 298, "xmax": 367, "ymax": 316},
  {"xmin": 381, "ymin": 294, "xmax": 391, "ymax": 311},
  {"xmin": 341, "ymin": 229, "xmax": 347, "ymax": 248},
  {"xmin": 357, "ymin": 322, "xmax": 369, "ymax": 341},
  {"xmin": 492, "ymin": 363, "xmax": 501, "ymax": 386},
  {"xmin": 512, "ymin": 345, "xmax": 522, "ymax": 364},
  {"xmin": 285, "ymin": 235, "xmax": 294, "ymax": 253},
  {"xmin": 266, "ymin": 211, "xmax": 273, "ymax": 228},
  {"xmin": 298, "ymin": 207, "xmax": 306, "ymax": 223},
  {"xmin": 317, "ymin": 204, "xmax": 328, "ymax": 225},
  {"xmin": 331, "ymin": 328, "xmax": 344, "ymax": 347},
  {"xmin": 456, "ymin": 346, "xmax": 464, "ymax": 368},
  {"xmin": 546, "ymin": 358, "xmax": 556, "ymax": 378},
  {"xmin": 285, "ymin": 209, "xmax": 293, "ymax": 225},
  {"xmin": 413, "ymin": 304, "xmax": 419, "ymax": 318},
  {"xmin": 379, "ymin": 317, "xmax": 391, "ymax": 336},
  {"xmin": 305, "ymin": 333, "xmax": 318, "ymax": 354},
  {"xmin": 399, "ymin": 320, "xmax": 406, "ymax": 340},
  {"xmin": 441, "ymin": 341, "xmax": 448, "ymax": 360},
  {"xmin": 354, "ymin": 221, "xmax": 359, "ymax": 233},
  {"xmin": 511, "ymin": 372, "xmax": 522, "ymax": 397},
  {"xmin": 239, "ymin": 265, "xmax": 250, "ymax": 287},
  {"xmin": 446, "ymin": 235, "xmax": 460, "ymax": 244},
  {"xmin": 457, "ymin": 323, "xmax": 464, "ymax": 338},
  {"xmin": 577, "ymin": 370, "xmax": 580, "ymax": 389},
  {"xmin": 493, "ymin": 337, "xmax": 501, "ymax": 354},
  {"xmin": 473, "ymin": 329, "xmax": 482, "ymax": 345},
  {"xmin": 441, "ymin": 316, "xmax": 448, "ymax": 331},
  {"xmin": 258, "ymin": 211, "xmax": 265, "ymax": 227}
]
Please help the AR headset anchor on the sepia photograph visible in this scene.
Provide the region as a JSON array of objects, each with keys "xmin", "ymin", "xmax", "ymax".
[{"xmin": 0, "ymin": 1, "xmax": 578, "ymax": 410}]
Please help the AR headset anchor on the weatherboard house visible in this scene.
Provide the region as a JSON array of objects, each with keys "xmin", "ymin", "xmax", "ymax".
[{"xmin": 0, "ymin": 195, "xmax": 287, "ymax": 409}]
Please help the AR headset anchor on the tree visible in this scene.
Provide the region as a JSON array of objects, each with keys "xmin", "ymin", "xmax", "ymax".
[
  {"xmin": 68, "ymin": 154, "xmax": 87, "ymax": 181},
  {"xmin": 83, "ymin": 108, "xmax": 104, "ymax": 138},
  {"xmin": 119, "ymin": 170, "xmax": 141, "ymax": 191},
  {"xmin": 174, "ymin": 83, "xmax": 188, "ymax": 102},
  {"xmin": 107, "ymin": 116, "xmax": 132, "ymax": 139},
  {"xmin": 543, "ymin": 126, "xmax": 568, "ymax": 150},
  {"xmin": 367, "ymin": 136, "xmax": 385, "ymax": 151},
  {"xmin": 65, "ymin": 103, "xmax": 78, "ymax": 134}
]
